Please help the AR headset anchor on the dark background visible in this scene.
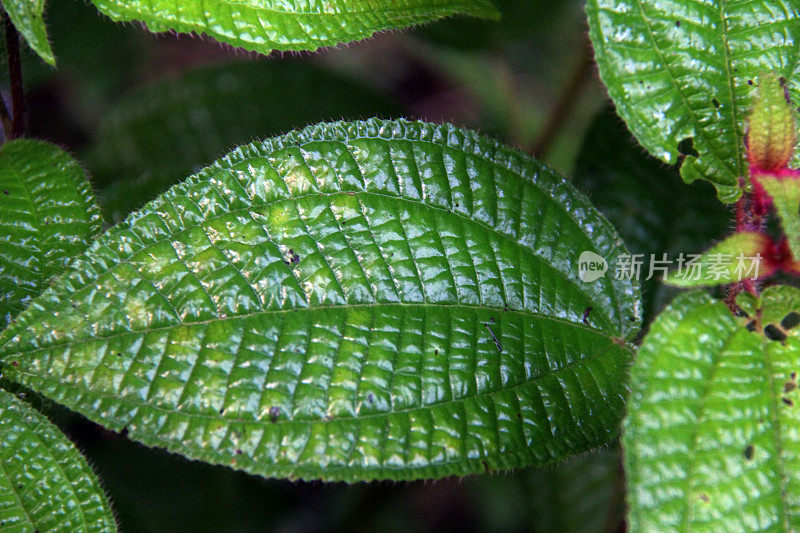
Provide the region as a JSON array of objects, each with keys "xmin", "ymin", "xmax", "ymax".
[{"xmin": 3, "ymin": 0, "xmax": 727, "ymax": 530}]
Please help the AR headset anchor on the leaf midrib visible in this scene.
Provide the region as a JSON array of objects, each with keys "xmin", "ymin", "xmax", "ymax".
[
  {"xmin": 629, "ymin": 0, "xmax": 738, "ymax": 178},
  {"xmin": 15, "ymin": 188, "xmax": 618, "ymax": 339},
  {"xmin": 7, "ymin": 326, "xmax": 626, "ymax": 430}
]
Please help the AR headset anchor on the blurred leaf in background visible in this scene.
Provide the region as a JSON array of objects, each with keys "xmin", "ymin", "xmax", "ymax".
[
  {"xmin": 318, "ymin": 0, "xmax": 606, "ymax": 174},
  {"xmin": 84, "ymin": 60, "xmax": 403, "ymax": 221},
  {"xmin": 573, "ymin": 109, "xmax": 731, "ymax": 322}
]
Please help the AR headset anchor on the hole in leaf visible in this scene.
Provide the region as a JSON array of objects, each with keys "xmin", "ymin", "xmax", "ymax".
[
  {"xmin": 765, "ymin": 324, "xmax": 787, "ymax": 343},
  {"xmin": 744, "ymin": 444, "xmax": 754, "ymax": 460},
  {"xmin": 781, "ymin": 312, "xmax": 800, "ymax": 331},
  {"xmin": 678, "ymin": 137, "xmax": 699, "ymax": 158}
]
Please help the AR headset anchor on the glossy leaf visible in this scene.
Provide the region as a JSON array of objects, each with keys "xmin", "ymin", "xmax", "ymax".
[
  {"xmin": 87, "ymin": 0, "xmax": 499, "ymax": 56},
  {"xmin": 0, "ymin": 139, "xmax": 104, "ymax": 329},
  {"xmin": 0, "ymin": 388, "xmax": 115, "ymax": 531},
  {"xmin": 86, "ymin": 60, "xmax": 402, "ymax": 223},
  {"xmin": 572, "ymin": 108, "xmax": 729, "ymax": 321},
  {"xmin": 0, "ymin": 119, "xmax": 640, "ymax": 482},
  {"xmin": 624, "ymin": 287, "xmax": 800, "ymax": 530},
  {"xmin": 2, "ymin": 0, "xmax": 55, "ymax": 65},
  {"xmin": 586, "ymin": 0, "xmax": 800, "ymax": 202}
]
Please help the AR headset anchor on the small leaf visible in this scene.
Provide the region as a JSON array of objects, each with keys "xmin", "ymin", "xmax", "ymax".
[
  {"xmin": 663, "ymin": 232, "xmax": 770, "ymax": 288},
  {"xmin": 747, "ymin": 73, "xmax": 797, "ymax": 173},
  {"xmin": 758, "ymin": 175, "xmax": 800, "ymax": 260},
  {"xmin": 0, "ymin": 140, "xmax": 104, "ymax": 329},
  {"xmin": 87, "ymin": 0, "xmax": 499, "ymax": 56},
  {"xmin": 624, "ymin": 287, "xmax": 800, "ymax": 530},
  {"xmin": 586, "ymin": 0, "xmax": 800, "ymax": 202},
  {"xmin": 85, "ymin": 60, "xmax": 402, "ymax": 222},
  {"xmin": 0, "ymin": 119, "xmax": 640, "ymax": 482},
  {"xmin": 0, "ymin": 388, "xmax": 116, "ymax": 531},
  {"xmin": 2, "ymin": 0, "xmax": 55, "ymax": 65}
]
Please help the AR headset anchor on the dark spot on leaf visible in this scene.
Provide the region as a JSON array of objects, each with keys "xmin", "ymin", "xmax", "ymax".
[
  {"xmin": 490, "ymin": 317, "xmax": 495, "ymax": 323},
  {"xmin": 677, "ymin": 137, "xmax": 699, "ymax": 158},
  {"xmin": 269, "ymin": 406, "xmax": 281, "ymax": 423},
  {"xmin": 765, "ymin": 324, "xmax": 787, "ymax": 343},
  {"xmin": 785, "ymin": 380, "xmax": 797, "ymax": 393},
  {"xmin": 582, "ymin": 307, "xmax": 593, "ymax": 324},
  {"xmin": 744, "ymin": 444, "xmax": 754, "ymax": 460},
  {"xmin": 793, "ymin": 372, "xmax": 797, "ymax": 380},
  {"xmin": 783, "ymin": 397, "xmax": 794, "ymax": 406},
  {"xmin": 711, "ymin": 98, "xmax": 720, "ymax": 108},
  {"xmin": 629, "ymin": 316, "xmax": 636, "ymax": 321},
  {"xmin": 780, "ymin": 76, "xmax": 788, "ymax": 86},
  {"xmin": 235, "ymin": 449, "xmax": 243, "ymax": 455},
  {"xmin": 11, "ymin": 361, "xmax": 18, "ymax": 367},
  {"xmin": 748, "ymin": 79, "xmax": 754, "ymax": 85},
  {"xmin": 746, "ymin": 320, "xmax": 757, "ymax": 332},
  {"xmin": 675, "ymin": 20, "xmax": 681, "ymax": 27},
  {"xmin": 434, "ymin": 349, "xmax": 439, "ymax": 355},
  {"xmin": 698, "ymin": 493, "xmax": 710, "ymax": 503},
  {"xmin": 219, "ymin": 408, "xmax": 225, "ymax": 415},
  {"xmin": 782, "ymin": 312, "xmax": 800, "ymax": 331},
  {"xmin": 367, "ymin": 393, "xmax": 374, "ymax": 404},
  {"xmin": 517, "ymin": 412, "xmax": 522, "ymax": 420},
  {"xmin": 2, "ymin": 190, "xmax": 7, "ymax": 195},
  {"xmin": 484, "ymin": 323, "xmax": 502, "ymax": 352}
]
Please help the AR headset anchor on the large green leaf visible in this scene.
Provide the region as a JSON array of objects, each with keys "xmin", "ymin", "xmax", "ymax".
[
  {"xmin": 2, "ymin": 0, "xmax": 55, "ymax": 65},
  {"xmin": 585, "ymin": 0, "xmax": 800, "ymax": 202},
  {"xmin": 86, "ymin": 60, "xmax": 402, "ymax": 223},
  {"xmin": 0, "ymin": 388, "xmax": 115, "ymax": 531},
  {"xmin": 88, "ymin": 0, "xmax": 499, "ymax": 56},
  {"xmin": 0, "ymin": 118, "xmax": 640, "ymax": 482},
  {"xmin": 624, "ymin": 286, "xmax": 800, "ymax": 530},
  {"xmin": 0, "ymin": 139, "xmax": 104, "ymax": 329}
]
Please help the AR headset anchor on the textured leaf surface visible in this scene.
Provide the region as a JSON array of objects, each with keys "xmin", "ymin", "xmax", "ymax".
[
  {"xmin": 586, "ymin": 0, "xmax": 800, "ymax": 202},
  {"xmin": 573, "ymin": 108, "xmax": 729, "ymax": 321},
  {"xmin": 86, "ymin": 60, "xmax": 402, "ymax": 223},
  {"xmin": 624, "ymin": 287, "xmax": 800, "ymax": 530},
  {"xmin": 0, "ymin": 140, "xmax": 104, "ymax": 329},
  {"xmin": 88, "ymin": 0, "xmax": 499, "ymax": 55},
  {"xmin": 0, "ymin": 388, "xmax": 115, "ymax": 531},
  {"xmin": 3, "ymin": 0, "xmax": 54, "ymax": 65},
  {"xmin": 0, "ymin": 119, "xmax": 640, "ymax": 482}
]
